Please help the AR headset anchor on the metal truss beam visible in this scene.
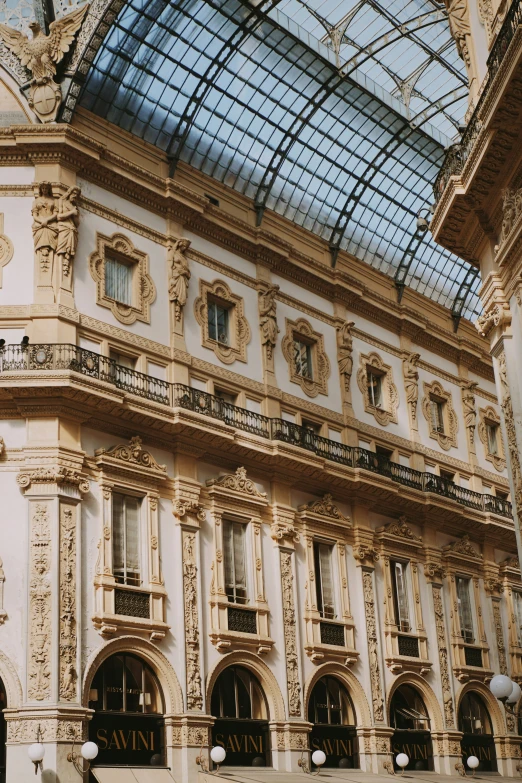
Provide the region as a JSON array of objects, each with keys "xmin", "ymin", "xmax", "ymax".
[
  {"xmin": 450, "ymin": 267, "xmax": 480, "ymax": 331},
  {"xmin": 393, "ymin": 221, "xmax": 427, "ymax": 302},
  {"xmin": 166, "ymin": 0, "xmax": 283, "ymax": 176}
]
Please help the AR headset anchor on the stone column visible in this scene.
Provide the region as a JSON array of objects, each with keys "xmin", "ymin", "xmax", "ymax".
[{"xmin": 9, "ymin": 467, "xmax": 89, "ymax": 783}]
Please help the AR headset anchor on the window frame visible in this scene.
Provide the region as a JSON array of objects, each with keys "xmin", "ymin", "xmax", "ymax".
[
  {"xmin": 112, "ymin": 491, "xmax": 143, "ymax": 587},
  {"xmin": 207, "ymin": 296, "xmax": 231, "ymax": 346},
  {"xmin": 104, "ymin": 253, "xmax": 134, "ymax": 306},
  {"xmin": 357, "ymin": 351, "xmax": 399, "ymax": 426},
  {"xmin": 391, "ymin": 559, "xmax": 411, "ymax": 633},
  {"xmin": 194, "ymin": 278, "xmax": 251, "ymax": 365},
  {"xmin": 313, "ymin": 540, "xmax": 337, "ymax": 620},
  {"xmin": 456, "ymin": 575, "xmax": 475, "ymax": 643},
  {"xmin": 223, "ymin": 518, "xmax": 249, "ymax": 605}
]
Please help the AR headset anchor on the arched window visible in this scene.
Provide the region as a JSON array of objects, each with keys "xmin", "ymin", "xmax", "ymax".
[
  {"xmin": 308, "ymin": 676, "xmax": 356, "ymax": 726},
  {"xmin": 88, "ymin": 654, "xmax": 163, "ymax": 714},
  {"xmin": 211, "ymin": 666, "xmax": 268, "ymax": 721},
  {"xmin": 390, "ymin": 685, "xmax": 431, "ymax": 731},
  {"xmin": 458, "ymin": 692, "xmax": 493, "ymax": 735}
]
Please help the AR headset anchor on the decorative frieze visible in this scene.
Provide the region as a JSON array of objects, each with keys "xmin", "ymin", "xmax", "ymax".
[
  {"xmin": 18, "ymin": 468, "xmax": 89, "ymax": 493},
  {"xmin": 207, "ymin": 466, "xmax": 266, "ymax": 499},
  {"xmin": 183, "ymin": 531, "xmax": 203, "ymax": 711},
  {"xmin": 432, "ymin": 585, "xmax": 455, "ymax": 728},
  {"xmin": 59, "ymin": 505, "xmax": 77, "ymax": 702},
  {"xmin": 362, "ymin": 570, "xmax": 384, "ymax": 722},
  {"xmin": 492, "ymin": 599, "xmax": 508, "ymax": 675},
  {"xmin": 280, "ymin": 550, "xmax": 301, "ymax": 717},
  {"xmin": 28, "ymin": 503, "xmax": 52, "ymax": 701}
]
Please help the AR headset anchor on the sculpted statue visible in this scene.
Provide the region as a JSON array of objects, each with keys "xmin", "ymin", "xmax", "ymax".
[
  {"xmin": 445, "ymin": 0, "xmax": 471, "ymax": 66},
  {"xmin": 403, "ymin": 352, "xmax": 420, "ymax": 420},
  {"xmin": 32, "ymin": 182, "xmax": 57, "ymax": 272},
  {"xmin": 462, "ymin": 381, "xmax": 478, "ymax": 444},
  {"xmin": 258, "ymin": 284, "xmax": 279, "ymax": 359},
  {"xmin": 337, "ymin": 320, "xmax": 355, "ymax": 391},
  {"xmin": 168, "ymin": 238, "xmax": 191, "ymax": 321},
  {"xmin": 56, "ymin": 186, "xmax": 80, "ymax": 276},
  {"xmin": 0, "ymin": 6, "xmax": 89, "ymax": 123}
]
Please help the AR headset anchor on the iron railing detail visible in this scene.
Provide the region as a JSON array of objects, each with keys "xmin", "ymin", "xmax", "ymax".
[
  {"xmin": 464, "ymin": 646, "xmax": 483, "ymax": 667},
  {"xmin": 114, "ymin": 589, "xmax": 150, "ymax": 618},
  {"xmin": 0, "ymin": 344, "xmax": 512, "ymax": 519},
  {"xmin": 320, "ymin": 622, "xmax": 346, "ymax": 647},
  {"xmin": 398, "ymin": 635, "xmax": 420, "ymax": 658},
  {"xmin": 434, "ymin": 0, "xmax": 522, "ymax": 201},
  {"xmin": 227, "ymin": 606, "xmax": 257, "ymax": 634}
]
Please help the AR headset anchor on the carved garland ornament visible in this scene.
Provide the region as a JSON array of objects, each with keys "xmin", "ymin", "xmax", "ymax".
[
  {"xmin": 95, "ymin": 436, "xmax": 167, "ymax": 474},
  {"xmin": 281, "ymin": 317, "xmax": 330, "ymax": 398},
  {"xmin": 298, "ymin": 493, "xmax": 350, "ymax": 524},
  {"xmin": 206, "ymin": 467, "xmax": 266, "ymax": 498},
  {"xmin": 362, "ymin": 570, "xmax": 384, "ymax": 721},
  {"xmin": 89, "ymin": 232, "xmax": 156, "ymax": 325},
  {"xmin": 356, "ymin": 351, "xmax": 399, "ymax": 426},
  {"xmin": 194, "ymin": 278, "xmax": 251, "ymax": 364},
  {"xmin": 59, "ymin": 505, "xmax": 77, "ymax": 701},
  {"xmin": 28, "ymin": 503, "xmax": 52, "ymax": 701},
  {"xmin": 280, "ymin": 551, "xmax": 301, "ymax": 717},
  {"xmin": 421, "ymin": 379, "xmax": 458, "ymax": 451},
  {"xmin": 183, "ymin": 532, "xmax": 203, "ymax": 710},
  {"xmin": 432, "ymin": 586, "xmax": 455, "ymax": 727},
  {"xmin": 478, "ymin": 406, "xmax": 506, "ymax": 472},
  {"xmin": 443, "ymin": 534, "xmax": 483, "ymax": 560}
]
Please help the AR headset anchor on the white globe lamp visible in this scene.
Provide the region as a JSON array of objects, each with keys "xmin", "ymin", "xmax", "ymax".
[
  {"xmin": 507, "ymin": 681, "xmax": 522, "ymax": 705},
  {"xmin": 490, "ymin": 674, "xmax": 513, "ymax": 701},
  {"xmin": 396, "ymin": 753, "xmax": 409, "ymax": 775},
  {"xmin": 28, "ymin": 742, "xmax": 45, "ymax": 773},
  {"xmin": 467, "ymin": 755, "xmax": 479, "ymax": 776},
  {"xmin": 81, "ymin": 742, "xmax": 99, "ymax": 761},
  {"xmin": 210, "ymin": 746, "xmax": 226, "ymax": 768},
  {"xmin": 312, "ymin": 750, "xmax": 326, "ymax": 768}
]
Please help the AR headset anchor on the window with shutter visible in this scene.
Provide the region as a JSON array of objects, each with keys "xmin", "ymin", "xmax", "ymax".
[
  {"xmin": 112, "ymin": 493, "xmax": 141, "ymax": 586},
  {"xmin": 223, "ymin": 520, "xmax": 248, "ymax": 604},
  {"xmin": 430, "ymin": 397, "xmax": 445, "ymax": 433}
]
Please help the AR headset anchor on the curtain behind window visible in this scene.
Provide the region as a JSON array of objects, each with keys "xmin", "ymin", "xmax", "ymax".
[{"xmin": 106, "ymin": 257, "xmax": 132, "ymax": 305}]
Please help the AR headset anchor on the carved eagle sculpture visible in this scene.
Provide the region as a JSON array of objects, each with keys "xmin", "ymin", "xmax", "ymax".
[{"xmin": 0, "ymin": 5, "xmax": 89, "ymax": 83}]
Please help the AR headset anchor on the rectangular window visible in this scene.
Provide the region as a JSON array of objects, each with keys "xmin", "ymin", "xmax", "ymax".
[
  {"xmin": 109, "ymin": 351, "xmax": 136, "ymax": 370},
  {"xmin": 112, "ymin": 493, "xmax": 141, "ymax": 586},
  {"xmin": 391, "ymin": 560, "xmax": 411, "ymax": 632},
  {"xmin": 456, "ymin": 576, "xmax": 475, "ymax": 643},
  {"xmin": 105, "ymin": 257, "xmax": 132, "ymax": 305},
  {"xmin": 314, "ymin": 542, "xmax": 336, "ymax": 619},
  {"xmin": 223, "ymin": 520, "xmax": 248, "ymax": 604},
  {"xmin": 214, "ymin": 387, "xmax": 237, "ymax": 405},
  {"xmin": 294, "ymin": 339, "xmax": 313, "ymax": 379},
  {"xmin": 430, "ymin": 397, "xmax": 445, "ymax": 433},
  {"xmin": 486, "ymin": 423, "xmax": 499, "ymax": 455},
  {"xmin": 513, "ymin": 592, "xmax": 522, "ymax": 645},
  {"xmin": 367, "ymin": 369, "xmax": 382, "ymax": 407},
  {"xmin": 302, "ymin": 419, "xmax": 321, "ymax": 434},
  {"xmin": 208, "ymin": 300, "xmax": 229, "ymax": 344}
]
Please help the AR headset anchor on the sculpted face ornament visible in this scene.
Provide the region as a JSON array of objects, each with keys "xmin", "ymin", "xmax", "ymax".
[{"xmin": 0, "ymin": 6, "xmax": 89, "ymax": 123}]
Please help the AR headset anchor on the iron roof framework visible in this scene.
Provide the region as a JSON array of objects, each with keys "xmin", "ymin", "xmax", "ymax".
[{"xmin": 78, "ymin": 0, "xmax": 482, "ymax": 320}]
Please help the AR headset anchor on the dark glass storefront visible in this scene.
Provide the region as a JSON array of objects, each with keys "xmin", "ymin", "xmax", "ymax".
[
  {"xmin": 458, "ymin": 692, "xmax": 497, "ymax": 772},
  {"xmin": 308, "ymin": 676, "xmax": 358, "ymax": 768},
  {"xmin": 88, "ymin": 654, "xmax": 165, "ymax": 768},
  {"xmin": 211, "ymin": 666, "xmax": 270, "ymax": 767},
  {"xmin": 390, "ymin": 685, "xmax": 433, "ymax": 771},
  {"xmin": 0, "ymin": 679, "xmax": 5, "ymax": 783}
]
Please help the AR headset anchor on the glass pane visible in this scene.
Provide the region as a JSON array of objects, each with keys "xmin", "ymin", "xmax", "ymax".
[
  {"xmin": 393, "ymin": 562, "xmax": 410, "ymax": 632},
  {"xmin": 125, "ymin": 655, "xmax": 143, "ymax": 713},
  {"xmin": 143, "ymin": 667, "xmax": 162, "ymax": 713},
  {"xmin": 125, "ymin": 496, "xmax": 140, "ymax": 584},
  {"xmin": 456, "ymin": 577, "xmax": 474, "ymax": 642},
  {"xmin": 105, "ymin": 257, "xmax": 132, "ymax": 305},
  {"xmin": 487, "ymin": 424, "xmax": 498, "ymax": 455},
  {"xmin": 317, "ymin": 544, "xmax": 335, "ymax": 619},
  {"xmin": 514, "ymin": 593, "xmax": 522, "ymax": 645},
  {"xmin": 236, "ymin": 668, "xmax": 252, "ymax": 719},
  {"xmin": 216, "ymin": 305, "xmax": 229, "ymax": 345},
  {"xmin": 367, "ymin": 371, "xmax": 382, "ymax": 407},
  {"xmin": 112, "ymin": 493, "xmax": 125, "ymax": 582},
  {"xmin": 294, "ymin": 340, "xmax": 312, "ymax": 379},
  {"xmin": 104, "ymin": 654, "xmax": 124, "ymax": 712},
  {"xmin": 208, "ymin": 300, "xmax": 217, "ymax": 341}
]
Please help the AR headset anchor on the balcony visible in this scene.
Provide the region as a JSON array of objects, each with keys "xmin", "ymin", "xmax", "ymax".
[{"xmin": 0, "ymin": 343, "xmax": 512, "ymax": 520}]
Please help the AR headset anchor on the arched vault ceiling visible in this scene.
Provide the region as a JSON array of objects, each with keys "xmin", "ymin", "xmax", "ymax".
[{"xmin": 75, "ymin": 0, "xmax": 481, "ymax": 320}]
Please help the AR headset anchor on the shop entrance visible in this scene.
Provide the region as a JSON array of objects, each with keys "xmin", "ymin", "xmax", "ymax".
[
  {"xmin": 458, "ymin": 691, "xmax": 497, "ymax": 772},
  {"xmin": 390, "ymin": 685, "xmax": 433, "ymax": 771},
  {"xmin": 88, "ymin": 653, "xmax": 165, "ymax": 768},
  {"xmin": 307, "ymin": 676, "xmax": 358, "ymax": 768},
  {"xmin": 211, "ymin": 666, "xmax": 270, "ymax": 767}
]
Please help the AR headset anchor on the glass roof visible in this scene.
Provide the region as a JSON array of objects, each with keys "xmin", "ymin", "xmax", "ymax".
[{"xmin": 78, "ymin": 0, "xmax": 481, "ymax": 320}]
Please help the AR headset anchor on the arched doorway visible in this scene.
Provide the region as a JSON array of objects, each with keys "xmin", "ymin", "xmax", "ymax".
[
  {"xmin": 0, "ymin": 679, "xmax": 6, "ymax": 783},
  {"xmin": 390, "ymin": 684, "xmax": 433, "ymax": 771},
  {"xmin": 210, "ymin": 666, "xmax": 270, "ymax": 767},
  {"xmin": 307, "ymin": 676, "xmax": 358, "ymax": 768},
  {"xmin": 88, "ymin": 653, "xmax": 165, "ymax": 767},
  {"xmin": 458, "ymin": 691, "xmax": 497, "ymax": 772}
]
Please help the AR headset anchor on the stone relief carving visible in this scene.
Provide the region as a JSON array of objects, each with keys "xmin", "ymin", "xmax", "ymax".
[
  {"xmin": 0, "ymin": 213, "xmax": 13, "ymax": 287},
  {"xmin": 7, "ymin": 717, "xmax": 84, "ymax": 743},
  {"xmin": 55, "ymin": 186, "xmax": 81, "ymax": 277},
  {"xmin": 0, "ymin": 5, "xmax": 89, "ymax": 122},
  {"xmin": 0, "ymin": 558, "xmax": 6, "ymax": 625},
  {"xmin": 362, "ymin": 570, "xmax": 384, "ymax": 722},
  {"xmin": 89, "ymin": 232, "xmax": 156, "ymax": 325},
  {"xmin": 498, "ymin": 352, "xmax": 522, "ymax": 552},
  {"xmin": 206, "ymin": 466, "xmax": 266, "ymax": 498},
  {"xmin": 59, "ymin": 505, "xmax": 77, "ymax": 701},
  {"xmin": 280, "ymin": 551, "xmax": 301, "ymax": 717},
  {"xmin": 271, "ymin": 522, "xmax": 299, "ymax": 544},
  {"xmin": 357, "ymin": 351, "xmax": 399, "ymax": 426},
  {"xmin": 443, "ymin": 534, "xmax": 482, "ymax": 560},
  {"xmin": 258, "ymin": 284, "xmax": 280, "ymax": 361},
  {"xmin": 32, "ymin": 182, "xmax": 58, "ymax": 277},
  {"xmin": 462, "ymin": 381, "xmax": 478, "ymax": 446},
  {"xmin": 298, "ymin": 493, "xmax": 350, "ymax": 524},
  {"xmin": 168, "ymin": 238, "xmax": 191, "ymax": 322},
  {"xmin": 421, "ymin": 379, "xmax": 458, "ymax": 451},
  {"xmin": 173, "ymin": 499, "xmax": 206, "ymax": 523},
  {"xmin": 194, "ymin": 278, "xmax": 251, "ymax": 364},
  {"xmin": 492, "ymin": 599, "xmax": 508, "ymax": 675},
  {"xmin": 183, "ymin": 532, "xmax": 202, "ymax": 710},
  {"xmin": 17, "ymin": 467, "xmax": 89, "ymax": 492},
  {"xmin": 95, "ymin": 436, "xmax": 167, "ymax": 474},
  {"xmin": 337, "ymin": 320, "xmax": 355, "ymax": 394},
  {"xmin": 499, "ymin": 187, "xmax": 522, "ymax": 247},
  {"xmin": 281, "ymin": 317, "xmax": 330, "ymax": 398},
  {"xmin": 403, "ymin": 352, "xmax": 420, "ymax": 422},
  {"xmin": 478, "ymin": 405, "xmax": 506, "ymax": 471},
  {"xmin": 444, "ymin": 0, "xmax": 471, "ymax": 67},
  {"xmin": 475, "ymin": 303, "xmax": 511, "ymax": 337},
  {"xmin": 432, "ymin": 585, "xmax": 455, "ymax": 727},
  {"xmin": 381, "ymin": 516, "xmax": 421, "ymax": 542},
  {"xmin": 28, "ymin": 503, "xmax": 52, "ymax": 701}
]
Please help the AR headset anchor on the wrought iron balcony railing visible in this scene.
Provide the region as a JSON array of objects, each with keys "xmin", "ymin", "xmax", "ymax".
[
  {"xmin": 434, "ymin": 0, "xmax": 522, "ymax": 202},
  {"xmin": 0, "ymin": 343, "xmax": 512, "ymax": 519}
]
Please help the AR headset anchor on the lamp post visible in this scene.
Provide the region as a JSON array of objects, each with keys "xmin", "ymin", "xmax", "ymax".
[
  {"xmin": 489, "ymin": 674, "xmax": 522, "ymax": 714},
  {"xmin": 67, "ymin": 740, "xmax": 99, "ymax": 775},
  {"xmin": 196, "ymin": 746, "xmax": 227, "ymax": 774},
  {"xmin": 396, "ymin": 753, "xmax": 409, "ymax": 776},
  {"xmin": 27, "ymin": 742, "xmax": 45, "ymax": 775},
  {"xmin": 298, "ymin": 749, "xmax": 326, "ymax": 775}
]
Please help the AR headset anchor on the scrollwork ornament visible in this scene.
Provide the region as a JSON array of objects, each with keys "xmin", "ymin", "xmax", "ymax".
[
  {"xmin": 362, "ymin": 570, "xmax": 383, "ymax": 721},
  {"xmin": 280, "ymin": 551, "xmax": 301, "ymax": 716},
  {"xmin": 183, "ymin": 532, "xmax": 202, "ymax": 710}
]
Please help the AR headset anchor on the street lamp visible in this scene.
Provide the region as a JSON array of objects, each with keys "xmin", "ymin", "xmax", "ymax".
[
  {"xmin": 298, "ymin": 748, "xmax": 326, "ymax": 775},
  {"xmin": 489, "ymin": 674, "xmax": 522, "ymax": 714},
  {"xmin": 396, "ymin": 753, "xmax": 409, "ymax": 775},
  {"xmin": 196, "ymin": 746, "xmax": 227, "ymax": 774},
  {"xmin": 27, "ymin": 742, "xmax": 45, "ymax": 774},
  {"xmin": 67, "ymin": 740, "xmax": 99, "ymax": 775}
]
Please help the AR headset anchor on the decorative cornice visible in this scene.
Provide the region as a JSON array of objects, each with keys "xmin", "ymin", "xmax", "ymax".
[
  {"xmin": 94, "ymin": 436, "xmax": 167, "ymax": 476},
  {"xmin": 442, "ymin": 534, "xmax": 483, "ymax": 560},
  {"xmin": 377, "ymin": 516, "xmax": 422, "ymax": 543},
  {"xmin": 297, "ymin": 493, "xmax": 350, "ymax": 525},
  {"xmin": 206, "ymin": 466, "xmax": 266, "ymax": 498},
  {"xmin": 17, "ymin": 468, "xmax": 89, "ymax": 493}
]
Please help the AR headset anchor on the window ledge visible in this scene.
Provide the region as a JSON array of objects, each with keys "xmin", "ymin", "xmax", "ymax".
[
  {"xmin": 209, "ymin": 628, "xmax": 274, "ymax": 655},
  {"xmin": 304, "ymin": 640, "xmax": 359, "ymax": 666},
  {"xmin": 92, "ymin": 611, "xmax": 170, "ymax": 641},
  {"xmin": 385, "ymin": 654, "xmax": 432, "ymax": 675}
]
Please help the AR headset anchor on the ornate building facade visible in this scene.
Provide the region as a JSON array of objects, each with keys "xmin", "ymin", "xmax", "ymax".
[{"xmin": 0, "ymin": 1, "xmax": 521, "ymax": 781}]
